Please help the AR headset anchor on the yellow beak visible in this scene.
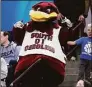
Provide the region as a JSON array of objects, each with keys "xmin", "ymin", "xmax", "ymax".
[{"xmin": 29, "ymin": 10, "xmax": 57, "ymax": 22}]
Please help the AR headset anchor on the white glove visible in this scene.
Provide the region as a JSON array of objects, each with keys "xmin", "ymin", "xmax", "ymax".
[
  {"xmin": 61, "ymin": 17, "xmax": 73, "ymax": 28},
  {"xmin": 76, "ymin": 80, "xmax": 84, "ymax": 87},
  {"xmin": 71, "ymin": 56, "xmax": 76, "ymax": 61},
  {"xmin": 14, "ymin": 21, "xmax": 24, "ymax": 29}
]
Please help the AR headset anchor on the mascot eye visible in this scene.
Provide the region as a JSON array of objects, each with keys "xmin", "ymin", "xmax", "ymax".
[
  {"xmin": 46, "ymin": 9, "xmax": 51, "ymax": 13},
  {"xmin": 37, "ymin": 7, "xmax": 41, "ymax": 11}
]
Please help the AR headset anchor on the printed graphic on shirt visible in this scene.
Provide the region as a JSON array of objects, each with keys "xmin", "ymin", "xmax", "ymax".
[
  {"xmin": 1, "ymin": 50, "xmax": 14, "ymax": 58},
  {"xmin": 24, "ymin": 33, "xmax": 55, "ymax": 53},
  {"xmin": 84, "ymin": 42, "xmax": 92, "ymax": 55},
  {"xmin": 1, "ymin": 50, "xmax": 13, "ymax": 57}
]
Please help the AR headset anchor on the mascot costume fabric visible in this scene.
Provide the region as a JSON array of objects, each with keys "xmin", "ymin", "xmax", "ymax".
[{"xmin": 13, "ymin": 2, "xmax": 67, "ymax": 87}]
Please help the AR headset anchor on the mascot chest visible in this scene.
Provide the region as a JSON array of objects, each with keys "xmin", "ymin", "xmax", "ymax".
[{"xmin": 19, "ymin": 28, "xmax": 66, "ymax": 64}]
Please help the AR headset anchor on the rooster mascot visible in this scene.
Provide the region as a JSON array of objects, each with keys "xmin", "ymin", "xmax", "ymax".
[{"xmin": 12, "ymin": 2, "xmax": 67, "ymax": 87}]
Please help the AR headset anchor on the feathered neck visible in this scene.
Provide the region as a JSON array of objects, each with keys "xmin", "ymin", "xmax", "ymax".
[{"xmin": 26, "ymin": 20, "xmax": 59, "ymax": 35}]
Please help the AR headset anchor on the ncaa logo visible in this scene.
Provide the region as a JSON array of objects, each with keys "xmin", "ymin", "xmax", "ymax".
[{"xmin": 84, "ymin": 42, "xmax": 92, "ymax": 54}]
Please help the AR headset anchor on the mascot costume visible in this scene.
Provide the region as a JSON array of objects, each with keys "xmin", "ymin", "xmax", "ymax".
[{"xmin": 12, "ymin": 2, "xmax": 68, "ymax": 87}]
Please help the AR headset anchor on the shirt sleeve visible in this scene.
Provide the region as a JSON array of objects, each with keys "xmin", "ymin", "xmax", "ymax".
[
  {"xmin": 1, "ymin": 57, "xmax": 8, "ymax": 79},
  {"xmin": 75, "ymin": 37, "xmax": 84, "ymax": 45},
  {"xmin": 83, "ymin": 0, "xmax": 90, "ymax": 18}
]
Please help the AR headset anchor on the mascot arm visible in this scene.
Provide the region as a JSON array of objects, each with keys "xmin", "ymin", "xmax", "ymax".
[{"xmin": 13, "ymin": 21, "xmax": 26, "ymax": 45}]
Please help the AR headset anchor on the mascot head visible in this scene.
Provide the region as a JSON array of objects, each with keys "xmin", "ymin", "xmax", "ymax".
[
  {"xmin": 27, "ymin": 2, "xmax": 60, "ymax": 35},
  {"xmin": 29, "ymin": 2, "xmax": 59, "ymax": 22}
]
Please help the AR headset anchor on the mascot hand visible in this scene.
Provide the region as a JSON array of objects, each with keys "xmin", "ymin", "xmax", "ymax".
[
  {"xmin": 70, "ymin": 56, "xmax": 76, "ymax": 61},
  {"xmin": 76, "ymin": 80, "xmax": 84, "ymax": 87},
  {"xmin": 14, "ymin": 21, "xmax": 24, "ymax": 29},
  {"xmin": 61, "ymin": 17, "xmax": 73, "ymax": 28}
]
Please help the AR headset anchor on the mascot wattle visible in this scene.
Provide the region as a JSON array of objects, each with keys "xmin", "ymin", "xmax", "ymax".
[{"xmin": 13, "ymin": 2, "xmax": 66, "ymax": 87}]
